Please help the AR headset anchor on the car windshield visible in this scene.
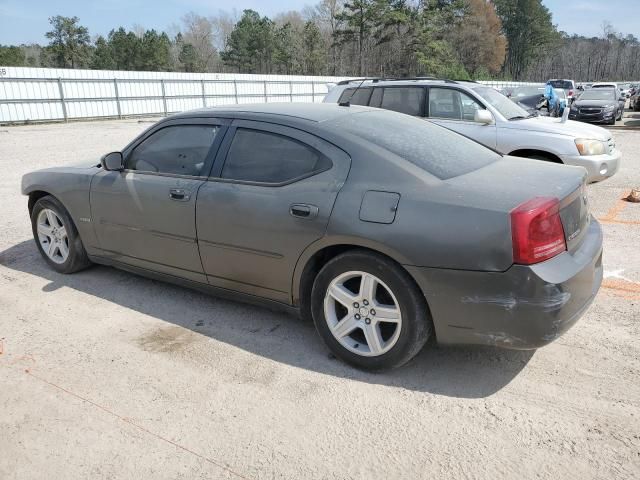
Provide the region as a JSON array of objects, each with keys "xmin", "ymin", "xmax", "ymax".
[
  {"xmin": 511, "ymin": 87, "xmax": 544, "ymax": 97},
  {"xmin": 472, "ymin": 86, "xmax": 531, "ymax": 120},
  {"xmin": 549, "ymin": 80, "xmax": 573, "ymax": 89},
  {"xmin": 579, "ymin": 90, "xmax": 616, "ymax": 101},
  {"xmin": 326, "ymin": 110, "xmax": 500, "ymax": 180}
]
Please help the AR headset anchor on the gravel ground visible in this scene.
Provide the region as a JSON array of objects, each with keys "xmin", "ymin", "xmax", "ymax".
[{"xmin": 1, "ymin": 118, "xmax": 639, "ymax": 479}]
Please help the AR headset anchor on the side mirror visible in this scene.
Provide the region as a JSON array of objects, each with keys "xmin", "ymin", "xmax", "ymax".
[
  {"xmin": 474, "ymin": 109, "xmax": 494, "ymax": 125},
  {"xmin": 101, "ymin": 152, "xmax": 124, "ymax": 171}
]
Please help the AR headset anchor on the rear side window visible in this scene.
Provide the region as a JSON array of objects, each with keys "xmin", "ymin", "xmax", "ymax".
[
  {"xmin": 338, "ymin": 88, "xmax": 372, "ymax": 106},
  {"xmin": 327, "ymin": 110, "xmax": 499, "ymax": 180},
  {"xmin": 379, "ymin": 87, "xmax": 425, "ymax": 116},
  {"xmin": 126, "ymin": 125, "xmax": 218, "ymax": 176},
  {"xmin": 221, "ymin": 128, "xmax": 331, "ymax": 184}
]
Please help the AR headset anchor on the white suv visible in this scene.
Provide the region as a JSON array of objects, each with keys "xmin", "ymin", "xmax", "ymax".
[{"xmin": 324, "ymin": 79, "xmax": 621, "ymax": 182}]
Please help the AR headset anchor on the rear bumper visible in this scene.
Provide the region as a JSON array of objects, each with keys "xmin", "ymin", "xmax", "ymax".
[
  {"xmin": 559, "ymin": 149, "xmax": 621, "ymax": 182},
  {"xmin": 406, "ymin": 218, "xmax": 603, "ymax": 349}
]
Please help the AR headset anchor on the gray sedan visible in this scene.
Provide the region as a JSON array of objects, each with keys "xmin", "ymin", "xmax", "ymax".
[{"xmin": 21, "ymin": 104, "xmax": 603, "ymax": 370}]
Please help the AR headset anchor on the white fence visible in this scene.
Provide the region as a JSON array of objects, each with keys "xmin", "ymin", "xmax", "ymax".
[{"xmin": 0, "ymin": 66, "xmax": 540, "ymax": 124}]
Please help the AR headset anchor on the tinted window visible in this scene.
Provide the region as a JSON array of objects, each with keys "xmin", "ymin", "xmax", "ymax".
[
  {"xmin": 369, "ymin": 88, "xmax": 383, "ymax": 108},
  {"xmin": 549, "ymin": 80, "xmax": 573, "ymax": 89},
  {"xmin": 328, "ymin": 110, "xmax": 499, "ymax": 180},
  {"xmin": 126, "ymin": 125, "xmax": 218, "ymax": 176},
  {"xmin": 380, "ymin": 87, "xmax": 425, "ymax": 116},
  {"xmin": 338, "ymin": 88, "xmax": 372, "ymax": 106},
  {"xmin": 429, "ymin": 88, "xmax": 483, "ymax": 121},
  {"xmin": 221, "ymin": 129, "xmax": 331, "ymax": 184},
  {"xmin": 579, "ymin": 90, "xmax": 616, "ymax": 101}
]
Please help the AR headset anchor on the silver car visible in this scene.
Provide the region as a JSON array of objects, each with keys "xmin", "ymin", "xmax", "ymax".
[
  {"xmin": 22, "ymin": 104, "xmax": 603, "ymax": 371},
  {"xmin": 325, "ymin": 79, "xmax": 621, "ymax": 182}
]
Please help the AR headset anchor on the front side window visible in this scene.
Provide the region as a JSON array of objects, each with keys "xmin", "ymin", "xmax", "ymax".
[
  {"xmin": 221, "ymin": 128, "xmax": 331, "ymax": 184},
  {"xmin": 429, "ymin": 88, "xmax": 483, "ymax": 121},
  {"xmin": 126, "ymin": 125, "xmax": 218, "ymax": 176}
]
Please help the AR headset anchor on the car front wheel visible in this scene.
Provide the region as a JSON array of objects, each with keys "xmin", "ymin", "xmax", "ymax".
[
  {"xmin": 311, "ymin": 250, "xmax": 432, "ymax": 371},
  {"xmin": 31, "ymin": 195, "xmax": 91, "ymax": 274}
]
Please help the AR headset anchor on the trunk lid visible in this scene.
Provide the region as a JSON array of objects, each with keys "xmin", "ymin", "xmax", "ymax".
[{"xmin": 447, "ymin": 156, "xmax": 590, "ymax": 254}]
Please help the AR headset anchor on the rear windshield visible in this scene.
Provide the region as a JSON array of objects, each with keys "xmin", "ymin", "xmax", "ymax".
[
  {"xmin": 338, "ymin": 88, "xmax": 372, "ymax": 106},
  {"xmin": 549, "ymin": 80, "xmax": 573, "ymax": 89},
  {"xmin": 326, "ymin": 110, "xmax": 500, "ymax": 180}
]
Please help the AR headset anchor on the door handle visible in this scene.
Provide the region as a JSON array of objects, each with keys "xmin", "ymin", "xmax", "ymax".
[
  {"xmin": 290, "ymin": 204, "xmax": 318, "ymax": 219},
  {"xmin": 169, "ymin": 188, "xmax": 190, "ymax": 201}
]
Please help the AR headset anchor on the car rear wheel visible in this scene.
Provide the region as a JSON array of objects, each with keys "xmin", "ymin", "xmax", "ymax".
[
  {"xmin": 31, "ymin": 195, "xmax": 91, "ymax": 274},
  {"xmin": 311, "ymin": 250, "xmax": 432, "ymax": 371}
]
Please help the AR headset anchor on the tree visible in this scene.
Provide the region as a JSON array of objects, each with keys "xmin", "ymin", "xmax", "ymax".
[
  {"xmin": 449, "ymin": 0, "xmax": 507, "ymax": 76},
  {"xmin": 302, "ymin": 21, "xmax": 326, "ymax": 75},
  {"xmin": 221, "ymin": 10, "xmax": 275, "ymax": 73},
  {"xmin": 107, "ymin": 28, "xmax": 141, "ymax": 70},
  {"xmin": 91, "ymin": 36, "xmax": 115, "ymax": 70},
  {"xmin": 0, "ymin": 45, "xmax": 25, "ymax": 66},
  {"xmin": 45, "ymin": 15, "xmax": 91, "ymax": 68},
  {"xmin": 139, "ymin": 30, "xmax": 172, "ymax": 71},
  {"xmin": 493, "ymin": 0, "xmax": 558, "ymax": 79},
  {"xmin": 181, "ymin": 13, "xmax": 219, "ymax": 71},
  {"xmin": 179, "ymin": 43, "xmax": 199, "ymax": 72},
  {"xmin": 334, "ymin": 1, "xmax": 378, "ymax": 75}
]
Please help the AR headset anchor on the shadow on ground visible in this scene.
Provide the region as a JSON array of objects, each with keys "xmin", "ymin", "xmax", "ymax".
[{"xmin": 0, "ymin": 240, "xmax": 534, "ymax": 399}]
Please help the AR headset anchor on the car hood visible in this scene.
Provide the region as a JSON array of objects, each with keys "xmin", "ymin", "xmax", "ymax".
[
  {"xmin": 501, "ymin": 116, "xmax": 610, "ymax": 140},
  {"xmin": 573, "ymin": 99, "xmax": 617, "ymax": 108}
]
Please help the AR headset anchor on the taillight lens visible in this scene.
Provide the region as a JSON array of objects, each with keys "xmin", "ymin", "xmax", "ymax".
[
  {"xmin": 511, "ymin": 197, "xmax": 566, "ymax": 265},
  {"xmin": 569, "ymin": 89, "xmax": 573, "ymax": 96}
]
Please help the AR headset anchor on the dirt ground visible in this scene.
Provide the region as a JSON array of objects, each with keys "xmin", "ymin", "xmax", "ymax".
[{"xmin": 0, "ymin": 117, "xmax": 639, "ymax": 480}]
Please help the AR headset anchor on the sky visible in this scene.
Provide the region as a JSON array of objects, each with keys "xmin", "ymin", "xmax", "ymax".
[{"xmin": 1, "ymin": 0, "xmax": 639, "ymax": 46}]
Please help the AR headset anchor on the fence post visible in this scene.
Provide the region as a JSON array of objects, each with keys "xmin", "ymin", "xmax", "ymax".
[
  {"xmin": 263, "ymin": 80, "xmax": 268, "ymax": 103},
  {"xmin": 57, "ymin": 78, "xmax": 67, "ymax": 122},
  {"xmin": 113, "ymin": 79, "xmax": 122, "ymax": 119},
  {"xmin": 289, "ymin": 81, "xmax": 293, "ymax": 102},
  {"xmin": 201, "ymin": 80, "xmax": 206, "ymax": 108},
  {"xmin": 233, "ymin": 79, "xmax": 238, "ymax": 104},
  {"xmin": 311, "ymin": 82, "xmax": 315, "ymax": 103},
  {"xmin": 160, "ymin": 79, "xmax": 167, "ymax": 115}
]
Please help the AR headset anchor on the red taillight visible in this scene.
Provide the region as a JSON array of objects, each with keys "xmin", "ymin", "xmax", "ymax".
[
  {"xmin": 511, "ymin": 197, "xmax": 566, "ymax": 265},
  {"xmin": 569, "ymin": 89, "xmax": 574, "ymax": 96}
]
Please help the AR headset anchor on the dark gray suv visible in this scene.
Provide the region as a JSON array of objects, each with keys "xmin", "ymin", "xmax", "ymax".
[{"xmin": 22, "ymin": 104, "xmax": 603, "ymax": 370}]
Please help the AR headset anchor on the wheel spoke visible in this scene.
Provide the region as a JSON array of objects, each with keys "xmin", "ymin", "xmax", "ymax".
[
  {"xmin": 59, "ymin": 240, "xmax": 69, "ymax": 259},
  {"xmin": 359, "ymin": 273, "xmax": 377, "ymax": 301},
  {"xmin": 328, "ymin": 283, "xmax": 357, "ymax": 308},
  {"xmin": 58, "ymin": 226, "xmax": 67, "ymax": 239},
  {"xmin": 331, "ymin": 315, "xmax": 359, "ymax": 339},
  {"xmin": 47, "ymin": 241, "xmax": 57, "ymax": 258},
  {"xmin": 363, "ymin": 323, "xmax": 384, "ymax": 355},
  {"xmin": 37, "ymin": 223, "xmax": 53, "ymax": 236},
  {"xmin": 373, "ymin": 305, "xmax": 400, "ymax": 323},
  {"xmin": 45, "ymin": 209, "xmax": 57, "ymax": 227}
]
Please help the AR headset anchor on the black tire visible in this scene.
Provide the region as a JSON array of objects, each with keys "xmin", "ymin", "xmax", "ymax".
[
  {"xmin": 311, "ymin": 250, "xmax": 432, "ymax": 371},
  {"xmin": 31, "ymin": 195, "xmax": 92, "ymax": 274},
  {"xmin": 608, "ymin": 116, "xmax": 616, "ymax": 125}
]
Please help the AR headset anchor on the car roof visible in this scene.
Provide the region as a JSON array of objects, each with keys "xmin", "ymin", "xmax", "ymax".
[
  {"xmin": 337, "ymin": 78, "xmax": 481, "ymax": 89},
  {"xmin": 170, "ymin": 102, "xmax": 375, "ymax": 123}
]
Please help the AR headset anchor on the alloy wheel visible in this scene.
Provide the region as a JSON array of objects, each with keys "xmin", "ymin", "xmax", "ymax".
[
  {"xmin": 323, "ymin": 271, "xmax": 402, "ymax": 357},
  {"xmin": 36, "ymin": 208, "xmax": 69, "ymax": 264}
]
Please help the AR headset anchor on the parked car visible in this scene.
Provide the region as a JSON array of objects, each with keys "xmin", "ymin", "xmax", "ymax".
[
  {"xmin": 22, "ymin": 103, "xmax": 604, "ymax": 371},
  {"xmin": 506, "ymin": 85, "xmax": 545, "ymax": 113},
  {"xmin": 630, "ymin": 89, "xmax": 640, "ymax": 111},
  {"xmin": 548, "ymin": 79, "xmax": 577, "ymax": 103},
  {"xmin": 325, "ymin": 78, "xmax": 621, "ymax": 182},
  {"xmin": 569, "ymin": 88, "xmax": 623, "ymax": 125},
  {"xmin": 591, "ymin": 82, "xmax": 626, "ymax": 106}
]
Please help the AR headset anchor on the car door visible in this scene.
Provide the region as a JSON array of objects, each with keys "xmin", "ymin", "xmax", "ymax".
[
  {"xmin": 90, "ymin": 119, "xmax": 227, "ymax": 283},
  {"xmin": 196, "ymin": 120, "xmax": 351, "ymax": 303},
  {"xmin": 426, "ymin": 87, "xmax": 497, "ymax": 149}
]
